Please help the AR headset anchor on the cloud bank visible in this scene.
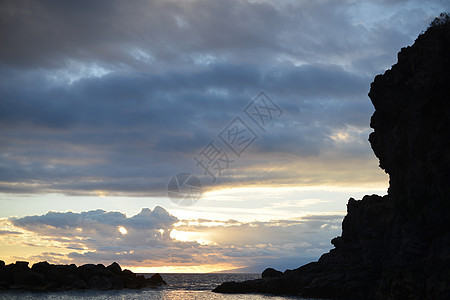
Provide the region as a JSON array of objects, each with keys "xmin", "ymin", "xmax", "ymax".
[
  {"xmin": 2, "ymin": 0, "xmax": 447, "ymax": 196},
  {"xmin": 1, "ymin": 206, "xmax": 342, "ymax": 272}
]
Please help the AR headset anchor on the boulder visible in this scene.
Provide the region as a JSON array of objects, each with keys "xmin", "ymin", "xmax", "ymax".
[
  {"xmin": 77, "ymin": 264, "xmax": 96, "ymax": 281},
  {"xmin": 31, "ymin": 261, "xmax": 50, "ymax": 273},
  {"xmin": 14, "ymin": 261, "xmax": 29, "ymax": 270},
  {"xmin": 146, "ymin": 273, "xmax": 167, "ymax": 286},
  {"xmin": 92, "ymin": 264, "xmax": 112, "ymax": 277},
  {"xmin": 88, "ymin": 275, "xmax": 112, "ymax": 290},
  {"xmin": 110, "ymin": 276, "xmax": 124, "ymax": 289},
  {"xmin": 261, "ymin": 268, "xmax": 283, "ymax": 278},
  {"xmin": 71, "ymin": 278, "xmax": 88, "ymax": 289},
  {"xmin": 106, "ymin": 262, "xmax": 122, "ymax": 275}
]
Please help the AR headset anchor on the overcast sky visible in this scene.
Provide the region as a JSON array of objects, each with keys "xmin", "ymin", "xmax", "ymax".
[{"xmin": 0, "ymin": 0, "xmax": 448, "ymax": 272}]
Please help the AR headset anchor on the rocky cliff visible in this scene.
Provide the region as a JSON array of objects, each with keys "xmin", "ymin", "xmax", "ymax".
[{"xmin": 213, "ymin": 14, "xmax": 450, "ymax": 299}]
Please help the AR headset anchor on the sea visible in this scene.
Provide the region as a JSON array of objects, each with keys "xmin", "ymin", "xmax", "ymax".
[{"xmin": 0, "ymin": 273, "xmax": 307, "ymax": 300}]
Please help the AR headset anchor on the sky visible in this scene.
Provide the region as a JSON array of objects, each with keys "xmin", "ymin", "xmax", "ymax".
[{"xmin": 0, "ymin": 0, "xmax": 448, "ymax": 273}]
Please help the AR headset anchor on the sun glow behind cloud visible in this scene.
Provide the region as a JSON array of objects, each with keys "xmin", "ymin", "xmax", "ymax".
[
  {"xmin": 170, "ymin": 229, "xmax": 217, "ymax": 245},
  {"xmin": 169, "ymin": 183, "xmax": 388, "ymax": 222},
  {"xmin": 0, "ymin": 206, "xmax": 346, "ymax": 273},
  {"xmin": 118, "ymin": 226, "xmax": 128, "ymax": 235}
]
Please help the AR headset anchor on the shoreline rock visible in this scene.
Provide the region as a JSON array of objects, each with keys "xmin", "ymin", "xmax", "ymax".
[
  {"xmin": 0, "ymin": 260, "xmax": 166, "ymax": 291},
  {"xmin": 261, "ymin": 268, "xmax": 283, "ymax": 278},
  {"xmin": 213, "ymin": 14, "xmax": 450, "ymax": 299}
]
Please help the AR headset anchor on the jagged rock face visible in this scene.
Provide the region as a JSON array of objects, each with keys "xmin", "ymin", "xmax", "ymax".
[
  {"xmin": 213, "ymin": 20, "xmax": 450, "ymax": 299},
  {"xmin": 369, "ymin": 23, "xmax": 450, "ymax": 211}
]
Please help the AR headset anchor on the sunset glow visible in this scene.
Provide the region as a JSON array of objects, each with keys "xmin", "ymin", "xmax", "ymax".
[{"xmin": 129, "ymin": 264, "xmax": 241, "ymax": 274}]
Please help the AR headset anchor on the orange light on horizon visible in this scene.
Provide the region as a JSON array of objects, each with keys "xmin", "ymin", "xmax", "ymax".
[{"xmin": 126, "ymin": 263, "xmax": 240, "ymax": 274}]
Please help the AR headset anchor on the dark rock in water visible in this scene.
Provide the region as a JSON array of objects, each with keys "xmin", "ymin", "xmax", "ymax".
[
  {"xmin": 146, "ymin": 273, "xmax": 167, "ymax": 286},
  {"xmin": 135, "ymin": 275, "xmax": 147, "ymax": 288},
  {"xmin": 71, "ymin": 278, "xmax": 88, "ymax": 290},
  {"xmin": 77, "ymin": 263, "xmax": 95, "ymax": 282},
  {"xmin": 92, "ymin": 264, "xmax": 113, "ymax": 277},
  {"xmin": 121, "ymin": 269, "xmax": 136, "ymax": 278},
  {"xmin": 213, "ymin": 15, "xmax": 450, "ymax": 299},
  {"xmin": 110, "ymin": 275, "xmax": 124, "ymax": 289},
  {"xmin": 0, "ymin": 260, "xmax": 166, "ymax": 291},
  {"xmin": 261, "ymin": 268, "xmax": 283, "ymax": 278},
  {"xmin": 25, "ymin": 272, "xmax": 46, "ymax": 288},
  {"xmin": 213, "ymin": 280, "xmax": 262, "ymax": 294},
  {"xmin": 88, "ymin": 275, "xmax": 112, "ymax": 290},
  {"xmin": 107, "ymin": 262, "xmax": 122, "ymax": 275},
  {"xmin": 31, "ymin": 261, "xmax": 50, "ymax": 273}
]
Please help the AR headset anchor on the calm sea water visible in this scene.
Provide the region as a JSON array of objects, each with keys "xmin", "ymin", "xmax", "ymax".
[{"xmin": 0, "ymin": 273, "xmax": 306, "ymax": 299}]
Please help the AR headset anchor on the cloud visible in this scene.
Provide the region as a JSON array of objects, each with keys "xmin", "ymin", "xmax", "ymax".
[
  {"xmin": 0, "ymin": 1, "xmax": 447, "ymax": 196},
  {"xmin": 3, "ymin": 0, "xmax": 441, "ymax": 70},
  {"xmin": 0, "ymin": 230, "xmax": 22, "ymax": 235},
  {"xmin": 0, "ymin": 0, "xmax": 284, "ymax": 70},
  {"xmin": 2, "ymin": 206, "xmax": 342, "ymax": 271},
  {"xmin": 11, "ymin": 206, "xmax": 177, "ymax": 237},
  {"xmin": 0, "ymin": 61, "xmax": 387, "ymax": 195}
]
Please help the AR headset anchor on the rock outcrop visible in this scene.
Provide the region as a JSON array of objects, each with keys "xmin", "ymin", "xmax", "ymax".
[
  {"xmin": 0, "ymin": 260, "xmax": 166, "ymax": 291},
  {"xmin": 261, "ymin": 267, "xmax": 283, "ymax": 278},
  {"xmin": 213, "ymin": 14, "xmax": 450, "ymax": 299}
]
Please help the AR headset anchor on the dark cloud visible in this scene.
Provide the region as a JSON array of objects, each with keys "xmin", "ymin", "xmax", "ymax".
[
  {"xmin": 1, "ymin": 0, "xmax": 442, "ymax": 71},
  {"xmin": 0, "ymin": 62, "xmax": 378, "ymax": 195},
  {"xmin": 0, "ymin": 230, "xmax": 22, "ymax": 235},
  {"xmin": 0, "ymin": 0, "xmax": 447, "ymax": 196},
  {"xmin": 0, "ymin": 0, "xmax": 282, "ymax": 70}
]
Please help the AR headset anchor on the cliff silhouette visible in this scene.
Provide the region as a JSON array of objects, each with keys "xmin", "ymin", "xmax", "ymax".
[{"xmin": 213, "ymin": 14, "xmax": 450, "ymax": 299}]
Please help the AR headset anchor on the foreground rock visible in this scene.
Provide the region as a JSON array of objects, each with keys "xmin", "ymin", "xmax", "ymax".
[
  {"xmin": 0, "ymin": 260, "xmax": 166, "ymax": 291},
  {"xmin": 213, "ymin": 14, "xmax": 450, "ymax": 299}
]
